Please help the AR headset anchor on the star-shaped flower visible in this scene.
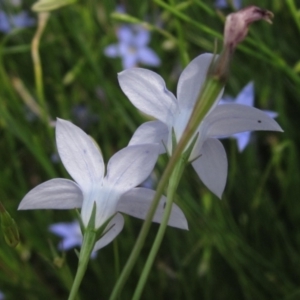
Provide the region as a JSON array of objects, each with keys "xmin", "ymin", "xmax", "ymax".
[
  {"xmin": 219, "ymin": 82, "xmax": 278, "ymax": 151},
  {"xmin": 19, "ymin": 119, "xmax": 187, "ymax": 251},
  {"xmin": 0, "ymin": 11, "xmax": 35, "ymax": 33},
  {"xmin": 118, "ymin": 53, "xmax": 282, "ymax": 198},
  {"xmin": 49, "ymin": 221, "xmax": 98, "ymax": 258},
  {"xmin": 215, "ymin": 0, "xmax": 242, "ymax": 10},
  {"xmin": 104, "ymin": 25, "xmax": 161, "ymax": 69}
]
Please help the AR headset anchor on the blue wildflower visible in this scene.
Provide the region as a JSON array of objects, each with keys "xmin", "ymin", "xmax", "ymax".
[
  {"xmin": 0, "ymin": 291, "xmax": 4, "ymax": 300},
  {"xmin": 219, "ymin": 82, "xmax": 278, "ymax": 152},
  {"xmin": 49, "ymin": 221, "xmax": 98, "ymax": 259},
  {"xmin": 0, "ymin": 11, "xmax": 35, "ymax": 33},
  {"xmin": 215, "ymin": 0, "xmax": 242, "ymax": 10},
  {"xmin": 104, "ymin": 25, "xmax": 161, "ymax": 69}
]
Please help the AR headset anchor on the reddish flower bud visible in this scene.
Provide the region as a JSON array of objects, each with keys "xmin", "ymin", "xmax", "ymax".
[{"xmin": 224, "ymin": 6, "xmax": 274, "ymax": 54}]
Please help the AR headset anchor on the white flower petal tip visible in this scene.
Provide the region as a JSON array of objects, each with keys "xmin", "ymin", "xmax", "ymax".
[
  {"xmin": 117, "ymin": 188, "xmax": 189, "ymax": 230},
  {"xmin": 93, "ymin": 213, "xmax": 124, "ymax": 251},
  {"xmin": 118, "ymin": 68, "xmax": 177, "ymax": 123},
  {"xmin": 128, "ymin": 120, "xmax": 169, "ymax": 154},
  {"xmin": 206, "ymin": 104, "xmax": 283, "ymax": 137},
  {"xmin": 18, "ymin": 179, "xmax": 83, "ymax": 210},
  {"xmin": 55, "ymin": 118, "xmax": 105, "ymax": 189},
  {"xmin": 177, "ymin": 53, "xmax": 221, "ymax": 110},
  {"xmin": 192, "ymin": 139, "xmax": 227, "ymax": 199},
  {"xmin": 106, "ymin": 144, "xmax": 160, "ymax": 193}
]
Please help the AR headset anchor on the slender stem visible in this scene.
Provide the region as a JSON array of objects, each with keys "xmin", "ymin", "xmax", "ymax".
[
  {"xmin": 132, "ymin": 157, "xmax": 186, "ymax": 300},
  {"xmin": 286, "ymin": 0, "xmax": 300, "ymax": 33},
  {"xmin": 169, "ymin": 0, "xmax": 189, "ymax": 67},
  {"xmin": 109, "ymin": 75, "xmax": 223, "ymax": 300},
  {"xmin": 31, "ymin": 12, "xmax": 50, "ymax": 124},
  {"xmin": 68, "ymin": 229, "xmax": 96, "ymax": 300}
]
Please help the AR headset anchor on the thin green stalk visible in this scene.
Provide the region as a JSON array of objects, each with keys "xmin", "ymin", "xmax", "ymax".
[
  {"xmin": 111, "ymin": 13, "xmax": 177, "ymax": 45},
  {"xmin": 109, "ymin": 75, "xmax": 223, "ymax": 300},
  {"xmin": 169, "ymin": 0, "xmax": 189, "ymax": 67},
  {"xmin": 132, "ymin": 157, "xmax": 186, "ymax": 300},
  {"xmin": 109, "ymin": 136, "xmax": 187, "ymax": 300},
  {"xmin": 286, "ymin": 0, "xmax": 300, "ymax": 33},
  {"xmin": 68, "ymin": 229, "xmax": 96, "ymax": 300},
  {"xmin": 31, "ymin": 12, "xmax": 50, "ymax": 124}
]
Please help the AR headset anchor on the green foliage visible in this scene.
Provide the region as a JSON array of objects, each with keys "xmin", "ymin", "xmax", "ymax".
[{"xmin": 0, "ymin": 0, "xmax": 299, "ymax": 299}]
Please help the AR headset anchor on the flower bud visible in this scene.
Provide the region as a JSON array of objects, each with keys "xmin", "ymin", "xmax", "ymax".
[
  {"xmin": 212, "ymin": 6, "xmax": 274, "ymax": 81},
  {"xmin": 224, "ymin": 6, "xmax": 274, "ymax": 54},
  {"xmin": 0, "ymin": 202, "xmax": 20, "ymax": 248}
]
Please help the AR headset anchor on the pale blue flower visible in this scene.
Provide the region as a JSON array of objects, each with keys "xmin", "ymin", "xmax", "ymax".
[
  {"xmin": 49, "ymin": 221, "xmax": 98, "ymax": 258},
  {"xmin": 0, "ymin": 291, "xmax": 4, "ymax": 300},
  {"xmin": 104, "ymin": 25, "xmax": 161, "ymax": 69},
  {"xmin": 19, "ymin": 119, "xmax": 187, "ymax": 251},
  {"xmin": 0, "ymin": 11, "xmax": 35, "ymax": 33},
  {"xmin": 219, "ymin": 82, "xmax": 278, "ymax": 152},
  {"xmin": 215, "ymin": 0, "xmax": 242, "ymax": 9},
  {"xmin": 118, "ymin": 53, "xmax": 282, "ymax": 198}
]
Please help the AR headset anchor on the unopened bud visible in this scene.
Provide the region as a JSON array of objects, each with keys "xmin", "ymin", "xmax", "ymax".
[
  {"xmin": 0, "ymin": 202, "xmax": 20, "ymax": 248},
  {"xmin": 212, "ymin": 6, "xmax": 274, "ymax": 81},
  {"xmin": 224, "ymin": 6, "xmax": 274, "ymax": 54}
]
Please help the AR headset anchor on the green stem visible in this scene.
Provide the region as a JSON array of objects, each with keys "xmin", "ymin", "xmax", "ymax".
[
  {"xmin": 109, "ymin": 75, "xmax": 223, "ymax": 300},
  {"xmin": 132, "ymin": 157, "xmax": 186, "ymax": 300},
  {"xmin": 286, "ymin": 0, "xmax": 300, "ymax": 34},
  {"xmin": 31, "ymin": 12, "xmax": 50, "ymax": 124},
  {"xmin": 68, "ymin": 229, "xmax": 96, "ymax": 300},
  {"xmin": 169, "ymin": 0, "xmax": 189, "ymax": 67}
]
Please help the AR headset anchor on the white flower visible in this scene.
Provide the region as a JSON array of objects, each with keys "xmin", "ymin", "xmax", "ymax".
[
  {"xmin": 118, "ymin": 53, "xmax": 283, "ymax": 198},
  {"xmin": 219, "ymin": 82, "xmax": 278, "ymax": 152},
  {"xmin": 19, "ymin": 119, "xmax": 188, "ymax": 251}
]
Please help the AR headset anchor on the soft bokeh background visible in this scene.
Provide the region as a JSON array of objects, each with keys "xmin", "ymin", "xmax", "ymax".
[{"xmin": 1, "ymin": 0, "xmax": 300, "ymax": 299}]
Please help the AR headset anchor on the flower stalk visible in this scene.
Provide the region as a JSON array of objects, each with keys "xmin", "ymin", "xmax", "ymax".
[
  {"xmin": 111, "ymin": 6, "xmax": 276, "ymax": 299},
  {"xmin": 67, "ymin": 228, "xmax": 96, "ymax": 300},
  {"xmin": 110, "ymin": 56, "xmax": 224, "ymax": 300},
  {"xmin": 132, "ymin": 154, "xmax": 186, "ymax": 300},
  {"xmin": 31, "ymin": 12, "xmax": 50, "ymax": 124}
]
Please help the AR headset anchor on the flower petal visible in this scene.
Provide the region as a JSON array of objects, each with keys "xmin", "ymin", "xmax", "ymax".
[
  {"xmin": 117, "ymin": 26, "xmax": 134, "ymax": 43},
  {"xmin": 55, "ymin": 119, "xmax": 105, "ymax": 190},
  {"xmin": 105, "ymin": 144, "xmax": 160, "ymax": 194},
  {"xmin": 264, "ymin": 110, "xmax": 278, "ymax": 119},
  {"xmin": 104, "ymin": 44, "xmax": 119, "ymax": 57},
  {"xmin": 49, "ymin": 221, "xmax": 81, "ymax": 238},
  {"xmin": 93, "ymin": 213, "xmax": 124, "ymax": 251},
  {"xmin": 235, "ymin": 82, "xmax": 254, "ymax": 106},
  {"xmin": 58, "ymin": 236, "xmax": 82, "ymax": 251},
  {"xmin": 137, "ymin": 47, "xmax": 161, "ymax": 67},
  {"xmin": 233, "ymin": 131, "xmax": 251, "ymax": 152},
  {"xmin": 134, "ymin": 26, "xmax": 150, "ymax": 46},
  {"xmin": 192, "ymin": 138, "xmax": 227, "ymax": 198},
  {"xmin": 122, "ymin": 51, "xmax": 138, "ymax": 69},
  {"xmin": 117, "ymin": 188, "xmax": 188, "ymax": 230},
  {"xmin": 177, "ymin": 53, "xmax": 221, "ymax": 110},
  {"xmin": 205, "ymin": 104, "xmax": 283, "ymax": 137},
  {"xmin": 18, "ymin": 179, "xmax": 83, "ymax": 210},
  {"xmin": 118, "ymin": 68, "xmax": 177, "ymax": 124},
  {"xmin": 128, "ymin": 120, "xmax": 168, "ymax": 154}
]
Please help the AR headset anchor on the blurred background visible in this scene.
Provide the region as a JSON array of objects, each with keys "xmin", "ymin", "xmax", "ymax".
[{"xmin": 0, "ymin": 0, "xmax": 300, "ymax": 299}]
